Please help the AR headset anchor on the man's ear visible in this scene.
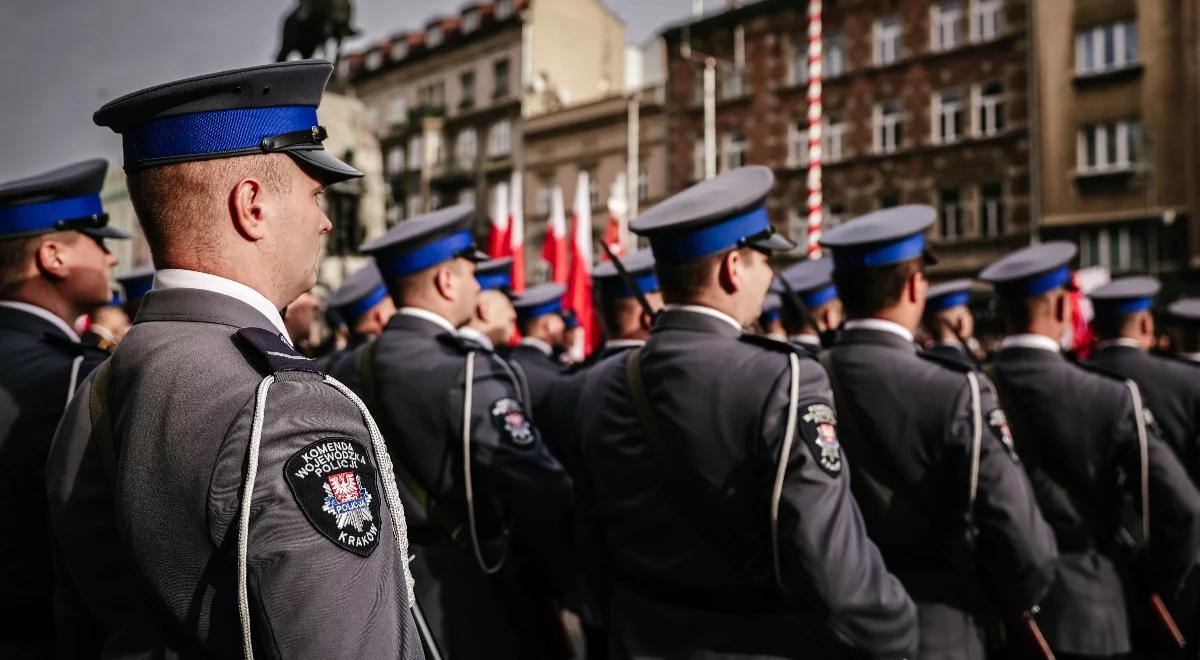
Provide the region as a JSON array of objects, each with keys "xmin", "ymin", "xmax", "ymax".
[
  {"xmin": 433, "ymin": 265, "xmax": 455, "ymax": 302},
  {"xmin": 717, "ymin": 249, "xmax": 742, "ymax": 293},
  {"xmin": 1053, "ymin": 291, "xmax": 1069, "ymax": 324},
  {"xmin": 639, "ymin": 309, "xmax": 654, "ymax": 331},
  {"xmin": 476, "ymin": 297, "xmax": 491, "ymax": 323},
  {"xmin": 1139, "ymin": 311, "xmax": 1154, "ymax": 338},
  {"xmin": 34, "ymin": 236, "xmax": 70, "ymax": 280},
  {"xmin": 229, "ymin": 178, "xmax": 269, "ymax": 241}
]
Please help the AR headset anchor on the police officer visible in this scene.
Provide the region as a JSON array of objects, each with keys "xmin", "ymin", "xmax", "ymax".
[
  {"xmin": 589, "ymin": 249, "xmax": 663, "ymax": 363},
  {"xmin": 758, "ymin": 292, "xmax": 786, "ymax": 339},
  {"xmin": 459, "ymin": 256, "xmax": 517, "ymax": 351},
  {"xmin": 329, "ymin": 204, "xmax": 573, "ymax": 660},
  {"xmin": 819, "ymin": 207, "xmax": 1057, "ymax": 660},
  {"xmin": 576, "ymin": 166, "xmax": 917, "ymax": 659},
  {"xmin": 510, "ymin": 282, "xmax": 570, "ymax": 374},
  {"xmin": 773, "ymin": 254, "xmax": 841, "ymax": 356},
  {"xmin": 45, "ymin": 61, "xmax": 424, "ymax": 658},
  {"xmin": 0, "ymin": 159, "xmax": 125, "ymax": 656},
  {"xmin": 981, "ymin": 243, "xmax": 1200, "ymax": 659},
  {"xmin": 316, "ymin": 262, "xmax": 395, "ymax": 373},
  {"xmin": 921, "ymin": 278, "xmax": 979, "ymax": 367},
  {"xmin": 1168, "ymin": 298, "xmax": 1200, "ymax": 362}
]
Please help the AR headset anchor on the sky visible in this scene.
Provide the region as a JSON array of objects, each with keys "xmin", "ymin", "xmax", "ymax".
[{"xmin": 1, "ymin": 0, "xmax": 703, "ymax": 181}]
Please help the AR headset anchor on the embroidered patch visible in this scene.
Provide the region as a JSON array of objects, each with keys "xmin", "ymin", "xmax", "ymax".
[
  {"xmin": 800, "ymin": 403, "xmax": 842, "ymax": 476},
  {"xmin": 987, "ymin": 409, "xmax": 1019, "ymax": 461},
  {"xmin": 284, "ymin": 438, "xmax": 381, "ymax": 557},
  {"xmin": 491, "ymin": 398, "xmax": 536, "ymax": 447}
]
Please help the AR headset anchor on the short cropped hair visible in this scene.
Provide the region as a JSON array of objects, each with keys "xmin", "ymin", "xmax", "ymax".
[
  {"xmin": 0, "ymin": 231, "xmax": 80, "ymax": 295},
  {"xmin": 833, "ymin": 257, "xmax": 923, "ymax": 319},
  {"xmin": 655, "ymin": 247, "xmax": 755, "ymax": 304}
]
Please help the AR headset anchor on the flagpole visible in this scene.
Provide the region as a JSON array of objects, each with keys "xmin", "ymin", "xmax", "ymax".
[{"xmin": 805, "ymin": 0, "xmax": 824, "ymax": 259}]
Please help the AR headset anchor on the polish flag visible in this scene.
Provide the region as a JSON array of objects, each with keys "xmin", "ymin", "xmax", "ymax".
[
  {"xmin": 542, "ymin": 186, "xmax": 568, "ymax": 283},
  {"xmin": 601, "ymin": 172, "xmax": 630, "ymax": 260},
  {"xmin": 565, "ymin": 171, "xmax": 597, "ymax": 359},
  {"xmin": 508, "ymin": 171, "xmax": 526, "ymax": 293},
  {"xmin": 487, "ymin": 181, "xmax": 511, "ymax": 258}
]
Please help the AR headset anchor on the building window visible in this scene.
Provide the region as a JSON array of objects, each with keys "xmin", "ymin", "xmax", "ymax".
[
  {"xmin": 496, "ymin": 0, "xmax": 513, "ymax": 19},
  {"xmin": 1079, "ymin": 225, "xmax": 1147, "ymax": 273},
  {"xmin": 493, "ymin": 59, "xmax": 511, "ymax": 99},
  {"xmin": 487, "ymin": 119, "xmax": 511, "ymax": 157},
  {"xmin": 454, "ymin": 128, "xmax": 477, "ymax": 166},
  {"xmin": 460, "ymin": 71, "xmax": 476, "ymax": 109},
  {"xmin": 364, "ymin": 49, "xmax": 382, "ymax": 71},
  {"xmin": 932, "ymin": 90, "xmax": 965, "ymax": 144},
  {"xmin": 406, "ymin": 194, "xmax": 423, "ymax": 219},
  {"xmin": 418, "ymin": 81, "xmax": 445, "ymax": 108},
  {"xmin": 873, "ymin": 15, "xmax": 902, "ymax": 66},
  {"xmin": 1077, "ymin": 120, "xmax": 1141, "ymax": 174},
  {"xmin": 584, "ymin": 167, "xmax": 600, "ymax": 208},
  {"xmin": 428, "ymin": 132, "xmax": 443, "ymax": 167},
  {"xmin": 880, "ymin": 193, "xmax": 900, "ymax": 209},
  {"xmin": 824, "ymin": 33, "xmax": 846, "ymax": 78},
  {"xmin": 721, "ymin": 67, "xmax": 746, "ymax": 100},
  {"xmin": 823, "ymin": 114, "xmax": 847, "ymax": 162},
  {"xmin": 970, "ymin": 0, "xmax": 1002, "ymax": 42},
  {"xmin": 874, "ymin": 101, "xmax": 904, "ymax": 154},
  {"xmin": 407, "ymin": 135, "xmax": 422, "ymax": 170},
  {"xmin": 790, "ymin": 37, "xmax": 808, "ymax": 86},
  {"xmin": 693, "ymin": 139, "xmax": 706, "ymax": 180},
  {"xmin": 722, "ymin": 133, "xmax": 747, "ymax": 171},
  {"xmin": 386, "ymin": 145, "xmax": 405, "ymax": 173},
  {"xmin": 391, "ymin": 40, "xmax": 408, "ymax": 60},
  {"xmin": 824, "ymin": 202, "xmax": 847, "ymax": 229},
  {"xmin": 427, "ymin": 25, "xmax": 444, "ymax": 48},
  {"xmin": 788, "ymin": 121, "xmax": 808, "ymax": 167},
  {"xmin": 325, "ymin": 190, "xmax": 362, "ymax": 256},
  {"xmin": 389, "ymin": 96, "xmax": 408, "ymax": 127},
  {"xmin": 939, "ymin": 188, "xmax": 963, "ymax": 240},
  {"xmin": 462, "ymin": 10, "xmax": 481, "ymax": 33},
  {"xmin": 931, "ymin": 1, "xmax": 964, "ymax": 52},
  {"xmin": 1076, "ymin": 21, "xmax": 1138, "ymax": 76},
  {"xmin": 637, "ymin": 165, "xmax": 650, "ymax": 202},
  {"xmin": 973, "ymin": 81, "xmax": 1005, "ymax": 136},
  {"xmin": 535, "ymin": 177, "xmax": 553, "ymax": 215},
  {"xmin": 457, "ymin": 188, "xmax": 475, "ymax": 207},
  {"xmin": 980, "ymin": 183, "xmax": 1004, "ymax": 237}
]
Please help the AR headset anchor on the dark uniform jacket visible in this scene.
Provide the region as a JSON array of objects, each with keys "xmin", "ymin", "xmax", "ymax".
[
  {"xmin": 332, "ymin": 311, "xmax": 573, "ymax": 660},
  {"xmin": 1091, "ymin": 343, "xmax": 1200, "ymax": 484},
  {"xmin": 0, "ymin": 305, "xmax": 105, "ymax": 647},
  {"xmin": 506, "ymin": 341, "xmax": 575, "ymax": 460},
  {"xmin": 577, "ymin": 308, "xmax": 918, "ymax": 660},
  {"xmin": 925, "ymin": 341, "xmax": 975, "ymax": 369},
  {"xmin": 45, "ymin": 289, "xmax": 423, "ymax": 659},
  {"xmin": 991, "ymin": 343, "xmax": 1200, "ymax": 656},
  {"xmin": 828, "ymin": 326, "xmax": 1057, "ymax": 659}
]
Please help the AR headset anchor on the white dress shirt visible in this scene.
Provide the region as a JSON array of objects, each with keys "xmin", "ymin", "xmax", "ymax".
[
  {"xmin": 843, "ymin": 318, "xmax": 915, "ymax": 343},
  {"xmin": 790, "ymin": 333, "xmax": 821, "ymax": 349},
  {"xmin": 153, "ymin": 269, "xmax": 291, "ymax": 343},
  {"xmin": 1094, "ymin": 337, "xmax": 1143, "ymax": 351},
  {"xmin": 998, "ymin": 333, "xmax": 1062, "ymax": 353},
  {"xmin": 662, "ymin": 304, "xmax": 743, "ymax": 333},
  {"xmin": 0, "ymin": 301, "xmax": 80, "ymax": 341},
  {"xmin": 458, "ymin": 326, "xmax": 494, "ymax": 350},
  {"xmin": 604, "ymin": 338, "xmax": 646, "ymax": 350},
  {"xmin": 518, "ymin": 336, "xmax": 554, "ymax": 356},
  {"xmin": 397, "ymin": 307, "xmax": 458, "ymax": 335}
]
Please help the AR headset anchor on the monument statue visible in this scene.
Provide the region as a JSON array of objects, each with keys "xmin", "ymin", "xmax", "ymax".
[{"xmin": 276, "ymin": 0, "xmax": 360, "ymax": 68}]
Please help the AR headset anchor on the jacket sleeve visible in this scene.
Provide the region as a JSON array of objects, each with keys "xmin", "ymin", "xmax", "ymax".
[{"xmin": 762, "ymin": 361, "xmax": 919, "ymax": 660}]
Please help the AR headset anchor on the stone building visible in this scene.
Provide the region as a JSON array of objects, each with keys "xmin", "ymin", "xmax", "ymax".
[{"xmin": 661, "ymin": 0, "xmax": 1030, "ymax": 276}]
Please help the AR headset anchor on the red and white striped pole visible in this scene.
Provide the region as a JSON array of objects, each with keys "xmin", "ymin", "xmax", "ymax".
[{"xmin": 805, "ymin": 0, "xmax": 823, "ymax": 259}]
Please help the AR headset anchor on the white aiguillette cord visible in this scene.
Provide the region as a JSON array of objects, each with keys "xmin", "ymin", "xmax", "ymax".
[{"xmin": 235, "ymin": 374, "xmax": 419, "ymax": 660}]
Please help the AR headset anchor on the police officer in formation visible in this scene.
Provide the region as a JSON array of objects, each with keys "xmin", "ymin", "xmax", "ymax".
[
  {"xmin": 329, "ymin": 203, "xmax": 573, "ymax": 659},
  {"xmin": 459, "ymin": 255, "xmax": 518, "ymax": 351},
  {"xmin": 980, "ymin": 242, "xmax": 1200, "ymax": 659},
  {"xmin": 575, "ymin": 166, "xmax": 918, "ymax": 659},
  {"xmin": 316, "ymin": 261, "xmax": 394, "ymax": 372},
  {"xmin": 588, "ymin": 248, "xmax": 663, "ymax": 363},
  {"xmin": 44, "ymin": 61, "xmax": 425, "ymax": 657},
  {"xmin": 921, "ymin": 278, "xmax": 979, "ymax": 367},
  {"xmin": 1170, "ymin": 298, "xmax": 1200, "ymax": 359},
  {"xmin": 773, "ymin": 254, "xmax": 842, "ymax": 356},
  {"xmin": 0, "ymin": 158, "xmax": 125, "ymax": 656}
]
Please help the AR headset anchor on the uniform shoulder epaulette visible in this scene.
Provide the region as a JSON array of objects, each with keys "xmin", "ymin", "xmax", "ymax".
[
  {"xmin": 236, "ymin": 327, "xmax": 321, "ymax": 374},
  {"xmin": 738, "ymin": 333, "xmax": 815, "ymax": 359},
  {"xmin": 917, "ymin": 349, "xmax": 973, "ymax": 372}
]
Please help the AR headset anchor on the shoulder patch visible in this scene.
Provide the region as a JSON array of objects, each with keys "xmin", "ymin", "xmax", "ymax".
[
  {"xmin": 236, "ymin": 327, "xmax": 321, "ymax": 374},
  {"xmin": 490, "ymin": 397, "xmax": 537, "ymax": 447},
  {"xmin": 917, "ymin": 349, "xmax": 973, "ymax": 372},
  {"xmin": 284, "ymin": 438, "xmax": 382, "ymax": 557},
  {"xmin": 739, "ymin": 333, "xmax": 814, "ymax": 359},
  {"xmin": 986, "ymin": 408, "xmax": 1020, "ymax": 462},
  {"xmin": 798, "ymin": 403, "xmax": 842, "ymax": 476}
]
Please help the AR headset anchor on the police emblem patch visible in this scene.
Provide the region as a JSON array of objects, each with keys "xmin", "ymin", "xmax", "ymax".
[
  {"xmin": 491, "ymin": 398, "xmax": 536, "ymax": 447},
  {"xmin": 987, "ymin": 409, "xmax": 1019, "ymax": 461},
  {"xmin": 800, "ymin": 404, "xmax": 842, "ymax": 476},
  {"xmin": 284, "ymin": 438, "xmax": 381, "ymax": 557}
]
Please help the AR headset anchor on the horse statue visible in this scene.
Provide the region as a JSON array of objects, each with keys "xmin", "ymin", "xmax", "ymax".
[{"xmin": 276, "ymin": 0, "xmax": 360, "ymax": 68}]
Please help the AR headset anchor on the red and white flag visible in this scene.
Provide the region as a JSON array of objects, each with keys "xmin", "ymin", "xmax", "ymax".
[
  {"xmin": 601, "ymin": 172, "xmax": 630, "ymax": 260},
  {"xmin": 542, "ymin": 186, "xmax": 568, "ymax": 283},
  {"xmin": 487, "ymin": 181, "xmax": 511, "ymax": 258},
  {"xmin": 508, "ymin": 171, "xmax": 526, "ymax": 293},
  {"xmin": 565, "ymin": 170, "xmax": 597, "ymax": 360}
]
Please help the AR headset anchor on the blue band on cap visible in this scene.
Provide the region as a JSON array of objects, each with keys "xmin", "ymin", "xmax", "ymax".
[
  {"xmin": 0, "ymin": 194, "xmax": 104, "ymax": 236},
  {"xmin": 832, "ymin": 232, "xmax": 926, "ymax": 269},
  {"xmin": 339, "ymin": 284, "xmax": 389, "ymax": 321},
  {"xmin": 996, "ymin": 266, "xmax": 1071, "ymax": 298},
  {"xmin": 124, "ymin": 105, "xmax": 319, "ymax": 164},
  {"xmin": 375, "ymin": 230, "xmax": 476, "ymax": 279},
  {"xmin": 122, "ymin": 277, "xmax": 154, "ymax": 301},
  {"xmin": 518, "ymin": 298, "xmax": 563, "ymax": 319},
  {"xmin": 606, "ymin": 271, "xmax": 660, "ymax": 298},
  {"xmin": 649, "ymin": 205, "xmax": 770, "ymax": 265},
  {"xmin": 760, "ymin": 308, "xmax": 782, "ymax": 324},
  {"xmin": 477, "ymin": 271, "xmax": 512, "ymax": 291},
  {"xmin": 928, "ymin": 291, "xmax": 970, "ymax": 312},
  {"xmin": 1094, "ymin": 297, "xmax": 1153, "ymax": 315},
  {"xmin": 802, "ymin": 284, "xmax": 838, "ymax": 308},
  {"xmin": 110, "ymin": 291, "xmax": 124, "ymax": 306}
]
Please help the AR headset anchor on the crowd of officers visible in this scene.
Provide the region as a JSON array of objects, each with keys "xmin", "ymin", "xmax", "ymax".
[{"xmin": 3, "ymin": 59, "xmax": 1200, "ymax": 660}]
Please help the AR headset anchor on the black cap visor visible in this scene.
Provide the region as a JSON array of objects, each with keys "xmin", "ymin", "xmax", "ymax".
[
  {"xmin": 287, "ymin": 147, "xmax": 363, "ymax": 185},
  {"xmin": 740, "ymin": 227, "xmax": 797, "ymax": 254}
]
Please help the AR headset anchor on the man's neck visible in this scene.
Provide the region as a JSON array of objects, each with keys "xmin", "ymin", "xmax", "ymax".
[{"xmin": 2, "ymin": 287, "xmax": 78, "ymax": 327}]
